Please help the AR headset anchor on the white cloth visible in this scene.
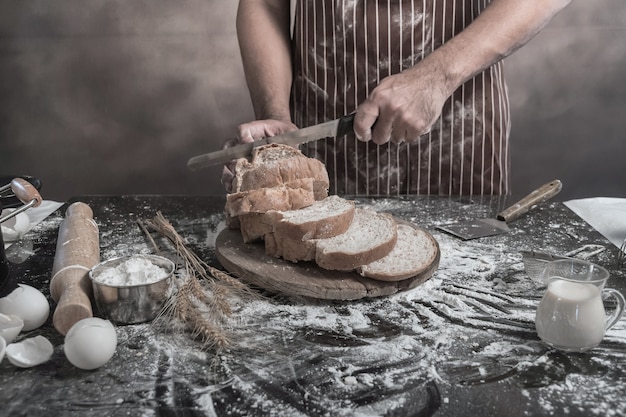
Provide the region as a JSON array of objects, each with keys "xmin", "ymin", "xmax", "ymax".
[{"xmin": 564, "ymin": 197, "xmax": 626, "ymax": 252}]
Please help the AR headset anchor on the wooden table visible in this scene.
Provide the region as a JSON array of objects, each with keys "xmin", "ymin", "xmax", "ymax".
[{"xmin": 1, "ymin": 195, "xmax": 624, "ymax": 417}]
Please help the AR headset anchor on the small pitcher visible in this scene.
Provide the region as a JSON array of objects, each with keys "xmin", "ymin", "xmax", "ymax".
[{"xmin": 535, "ymin": 259, "xmax": 625, "ymax": 352}]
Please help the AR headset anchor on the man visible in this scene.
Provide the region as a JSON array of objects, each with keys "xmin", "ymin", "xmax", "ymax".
[{"xmin": 224, "ymin": 0, "xmax": 570, "ymax": 195}]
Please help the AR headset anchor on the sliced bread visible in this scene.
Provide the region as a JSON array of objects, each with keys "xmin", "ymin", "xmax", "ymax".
[
  {"xmin": 225, "ymin": 178, "xmax": 317, "ymax": 217},
  {"xmin": 238, "ymin": 195, "xmax": 355, "ymax": 243},
  {"xmin": 358, "ymin": 223, "xmax": 439, "ymax": 281},
  {"xmin": 273, "ymin": 195, "xmax": 356, "ymax": 241},
  {"xmin": 315, "ymin": 208, "xmax": 398, "ymax": 271},
  {"xmin": 265, "ymin": 208, "xmax": 398, "ymax": 271}
]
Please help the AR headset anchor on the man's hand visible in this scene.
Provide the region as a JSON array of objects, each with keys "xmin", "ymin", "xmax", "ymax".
[
  {"xmin": 221, "ymin": 119, "xmax": 298, "ymax": 192},
  {"xmin": 353, "ymin": 61, "xmax": 451, "ymax": 145}
]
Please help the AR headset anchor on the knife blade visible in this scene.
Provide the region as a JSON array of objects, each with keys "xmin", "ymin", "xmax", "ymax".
[{"xmin": 187, "ymin": 113, "xmax": 356, "ymax": 171}]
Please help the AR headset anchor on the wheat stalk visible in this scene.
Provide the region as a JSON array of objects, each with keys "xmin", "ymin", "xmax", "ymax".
[{"xmin": 138, "ymin": 212, "xmax": 259, "ymax": 351}]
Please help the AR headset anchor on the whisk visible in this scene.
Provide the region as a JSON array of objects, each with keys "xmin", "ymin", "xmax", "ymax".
[{"xmin": 0, "ymin": 178, "xmax": 42, "ymax": 224}]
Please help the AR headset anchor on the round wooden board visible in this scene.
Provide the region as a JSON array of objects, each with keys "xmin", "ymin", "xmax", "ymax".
[{"xmin": 215, "ymin": 220, "xmax": 440, "ymax": 300}]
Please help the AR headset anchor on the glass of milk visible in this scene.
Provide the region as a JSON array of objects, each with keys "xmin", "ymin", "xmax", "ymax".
[{"xmin": 535, "ymin": 259, "xmax": 625, "ymax": 352}]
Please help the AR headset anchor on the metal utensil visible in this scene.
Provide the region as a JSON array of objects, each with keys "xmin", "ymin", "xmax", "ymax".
[
  {"xmin": 187, "ymin": 114, "xmax": 356, "ymax": 170},
  {"xmin": 89, "ymin": 254, "xmax": 175, "ymax": 324},
  {"xmin": 520, "ymin": 250, "xmax": 570, "ymax": 282},
  {"xmin": 521, "ymin": 245, "xmax": 607, "ymax": 282},
  {"xmin": 0, "ymin": 178, "xmax": 43, "ymax": 224},
  {"xmin": 437, "ymin": 179, "xmax": 563, "ymax": 240}
]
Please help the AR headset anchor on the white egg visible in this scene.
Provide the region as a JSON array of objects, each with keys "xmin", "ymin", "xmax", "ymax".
[
  {"xmin": 0, "ymin": 313, "xmax": 24, "ymax": 343},
  {"xmin": 64, "ymin": 317, "xmax": 117, "ymax": 370},
  {"xmin": 0, "ymin": 284, "xmax": 50, "ymax": 331},
  {"xmin": 6, "ymin": 335, "xmax": 54, "ymax": 367}
]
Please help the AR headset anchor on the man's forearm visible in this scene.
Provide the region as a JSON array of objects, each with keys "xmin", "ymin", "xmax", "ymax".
[
  {"xmin": 423, "ymin": 0, "xmax": 571, "ymax": 95},
  {"xmin": 237, "ymin": 0, "xmax": 293, "ymax": 121}
]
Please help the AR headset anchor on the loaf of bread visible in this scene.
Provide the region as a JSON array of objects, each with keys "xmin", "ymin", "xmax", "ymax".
[
  {"xmin": 224, "ymin": 142, "xmax": 437, "ymax": 282},
  {"xmin": 231, "ymin": 143, "xmax": 329, "ymax": 196},
  {"xmin": 224, "ymin": 144, "xmax": 330, "ymax": 218},
  {"xmin": 358, "ymin": 223, "xmax": 439, "ymax": 281}
]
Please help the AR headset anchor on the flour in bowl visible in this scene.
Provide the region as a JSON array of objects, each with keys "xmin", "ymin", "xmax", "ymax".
[{"xmin": 94, "ymin": 256, "xmax": 170, "ymax": 286}]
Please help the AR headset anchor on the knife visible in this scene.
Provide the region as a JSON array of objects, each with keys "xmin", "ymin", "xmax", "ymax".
[{"xmin": 187, "ymin": 113, "xmax": 356, "ymax": 171}]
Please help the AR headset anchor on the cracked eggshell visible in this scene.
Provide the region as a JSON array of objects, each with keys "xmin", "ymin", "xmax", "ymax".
[
  {"xmin": 0, "ymin": 284, "xmax": 50, "ymax": 331},
  {"xmin": 0, "ymin": 336, "xmax": 5, "ymax": 364},
  {"xmin": 64, "ymin": 317, "xmax": 117, "ymax": 370},
  {"xmin": 6, "ymin": 335, "xmax": 54, "ymax": 367},
  {"xmin": 0, "ymin": 209, "xmax": 30, "ymax": 242},
  {"xmin": 0, "ymin": 313, "xmax": 24, "ymax": 343}
]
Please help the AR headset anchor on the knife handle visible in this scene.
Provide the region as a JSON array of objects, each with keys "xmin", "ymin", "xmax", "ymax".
[
  {"xmin": 497, "ymin": 179, "xmax": 562, "ymax": 222},
  {"xmin": 336, "ymin": 113, "xmax": 356, "ymax": 137}
]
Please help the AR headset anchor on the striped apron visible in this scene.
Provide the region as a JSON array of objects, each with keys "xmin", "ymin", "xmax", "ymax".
[{"xmin": 291, "ymin": 0, "xmax": 511, "ymax": 195}]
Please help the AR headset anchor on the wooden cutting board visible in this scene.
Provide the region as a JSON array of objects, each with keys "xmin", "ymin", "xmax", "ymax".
[{"xmin": 215, "ymin": 220, "xmax": 440, "ymax": 300}]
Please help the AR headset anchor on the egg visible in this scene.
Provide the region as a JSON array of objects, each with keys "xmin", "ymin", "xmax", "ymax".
[
  {"xmin": 64, "ymin": 317, "xmax": 117, "ymax": 370},
  {"xmin": 0, "ymin": 284, "xmax": 50, "ymax": 331},
  {"xmin": 5, "ymin": 335, "xmax": 54, "ymax": 367}
]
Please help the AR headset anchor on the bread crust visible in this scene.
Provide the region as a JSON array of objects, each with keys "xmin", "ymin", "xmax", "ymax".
[
  {"xmin": 265, "ymin": 232, "xmax": 317, "ymax": 262},
  {"xmin": 238, "ymin": 212, "xmax": 280, "ymax": 243}
]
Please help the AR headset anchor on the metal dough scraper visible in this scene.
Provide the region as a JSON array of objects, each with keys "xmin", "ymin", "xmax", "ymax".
[{"xmin": 437, "ymin": 179, "xmax": 563, "ymax": 240}]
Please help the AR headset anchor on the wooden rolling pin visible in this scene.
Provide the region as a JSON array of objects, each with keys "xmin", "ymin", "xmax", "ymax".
[{"xmin": 50, "ymin": 202, "xmax": 100, "ymax": 335}]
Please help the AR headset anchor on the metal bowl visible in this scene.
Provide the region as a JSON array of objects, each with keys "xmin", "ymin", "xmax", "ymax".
[{"xmin": 89, "ymin": 254, "xmax": 175, "ymax": 324}]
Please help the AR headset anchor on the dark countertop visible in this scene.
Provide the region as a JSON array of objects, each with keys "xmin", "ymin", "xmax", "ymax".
[{"xmin": 1, "ymin": 195, "xmax": 625, "ymax": 417}]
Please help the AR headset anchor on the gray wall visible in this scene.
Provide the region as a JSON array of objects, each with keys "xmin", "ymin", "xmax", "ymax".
[{"xmin": 0, "ymin": 0, "xmax": 624, "ymax": 202}]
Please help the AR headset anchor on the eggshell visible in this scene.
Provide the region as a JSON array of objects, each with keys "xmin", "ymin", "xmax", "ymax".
[
  {"xmin": 1, "ymin": 209, "xmax": 30, "ymax": 242},
  {"xmin": 0, "ymin": 313, "xmax": 24, "ymax": 343},
  {"xmin": 64, "ymin": 318, "xmax": 117, "ymax": 370},
  {"xmin": 0, "ymin": 336, "xmax": 6, "ymax": 364},
  {"xmin": 6, "ymin": 335, "xmax": 54, "ymax": 367},
  {"xmin": 0, "ymin": 284, "xmax": 50, "ymax": 331}
]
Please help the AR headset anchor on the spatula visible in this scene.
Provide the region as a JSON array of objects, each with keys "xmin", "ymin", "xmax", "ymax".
[{"xmin": 437, "ymin": 179, "xmax": 562, "ymax": 240}]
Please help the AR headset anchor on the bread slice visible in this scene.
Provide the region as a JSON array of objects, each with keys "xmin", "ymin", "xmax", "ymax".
[
  {"xmin": 231, "ymin": 143, "xmax": 329, "ymax": 198},
  {"xmin": 358, "ymin": 223, "xmax": 439, "ymax": 281},
  {"xmin": 239, "ymin": 195, "xmax": 355, "ymax": 243},
  {"xmin": 274, "ymin": 195, "xmax": 355, "ymax": 241},
  {"xmin": 315, "ymin": 208, "xmax": 397, "ymax": 271},
  {"xmin": 225, "ymin": 178, "xmax": 317, "ymax": 217},
  {"xmin": 265, "ymin": 208, "xmax": 398, "ymax": 271}
]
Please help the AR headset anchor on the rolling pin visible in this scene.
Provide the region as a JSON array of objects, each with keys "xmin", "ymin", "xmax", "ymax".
[{"xmin": 50, "ymin": 202, "xmax": 100, "ymax": 335}]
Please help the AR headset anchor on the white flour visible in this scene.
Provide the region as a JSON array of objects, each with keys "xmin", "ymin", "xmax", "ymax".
[{"xmin": 93, "ymin": 256, "xmax": 169, "ymax": 286}]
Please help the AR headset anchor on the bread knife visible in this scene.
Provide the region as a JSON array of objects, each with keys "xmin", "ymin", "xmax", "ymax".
[{"xmin": 187, "ymin": 114, "xmax": 356, "ymax": 170}]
